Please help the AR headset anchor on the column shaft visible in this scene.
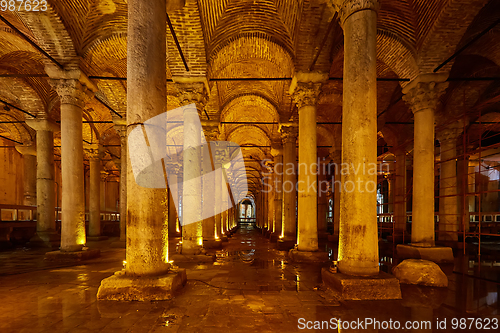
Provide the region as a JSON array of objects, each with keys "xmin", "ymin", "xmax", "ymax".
[
  {"xmin": 274, "ymin": 152, "xmax": 283, "ymax": 238},
  {"xmin": 338, "ymin": 2, "xmax": 379, "ymax": 275},
  {"xmin": 89, "ymin": 158, "xmax": 101, "ymax": 237},
  {"xmin": 119, "ymin": 132, "xmax": 127, "ymax": 241},
  {"xmin": 37, "ymin": 130, "xmax": 56, "ymax": 233},
  {"xmin": 281, "ymin": 131, "xmax": 297, "ymax": 240},
  {"xmin": 439, "ymin": 137, "xmax": 458, "ymax": 241},
  {"xmin": 394, "ymin": 150, "xmax": 407, "ymax": 232},
  {"xmin": 126, "ymin": 0, "xmax": 169, "ymax": 275}
]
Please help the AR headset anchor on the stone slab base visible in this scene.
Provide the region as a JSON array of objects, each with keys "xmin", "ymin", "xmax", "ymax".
[
  {"xmin": 277, "ymin": 239, "xmax": 295, "ymax": 251},
  {"xmin": 203, "ymin": 239, "xmax": 222, "ymax": 249},
  {"xmin": 45, "ymin": 248, "xmax": 101, "ymax": 261},
  {"xmin": 396, "ymin": 244, "xmax": 454, "ymax": 264},
  {"xmin": 322, "ymin": 268, "xmax": 402, "ymax": 300},
  {"xmin": 97, "ymin": 268, "xmax": 187, "ymax": 301},
  {"xmin": 110, "ymin": 240, "xmax": 126, "ymax": 248},
  {"xmin": 87, "ymin": 236, "xmax": 109, "ymax": 241},
  {"xmin": 288, "ymin": 249, "xmax": 329, "ymax": 263},
  {"xmin": 170, "ymin": 253, "xmax": 216, "ymax": 263}
]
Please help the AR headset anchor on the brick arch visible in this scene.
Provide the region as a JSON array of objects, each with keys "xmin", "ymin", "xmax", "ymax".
[
  {"xmin": 0, "ymin": 112, "xmax": 33, "ymax": 144},
  {"xmin": 0, "ymin": 76, "xmax": 45, "ymax": 119},
  {"xmin": 209, "ymin": 36, "xmax": 294, "ymax": 77},
  {"xmin": 417, "ymin": 0, "xmax": 489, "ymax": 74},
  {"xmin": 225, "ymin": 125, "xmax": 272, "ymax": 147},
  {"xmin": 16, "ymin": 2, "xmax": 78, "ymax": 66}
]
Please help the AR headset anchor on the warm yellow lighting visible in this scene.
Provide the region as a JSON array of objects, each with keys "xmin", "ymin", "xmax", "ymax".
[
  {"xmin": 122, "ymin": 260, "xmax": 127, "ymax": 269},
  {"xmin": 197, "ymin": 238, "xmax": 203, "ymax": 246}
]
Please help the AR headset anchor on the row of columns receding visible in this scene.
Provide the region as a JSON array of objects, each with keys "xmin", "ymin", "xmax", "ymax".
[{"xmin": 18, "ymin": 0, "xmax": 458, "ymax": 283}]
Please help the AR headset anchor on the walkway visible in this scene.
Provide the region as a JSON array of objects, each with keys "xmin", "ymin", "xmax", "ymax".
[{"xmin": 0, "ymin": 225, "xmax": 498, "ymax": 332}]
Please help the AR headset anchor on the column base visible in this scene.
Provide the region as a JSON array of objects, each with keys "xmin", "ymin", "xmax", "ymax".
[
  {"xmin": 87, "ymin": 236, "xmax": 109, "ymax": 241},
  {"xmin": 28, "ymin": 231, "xmax": 60, "ymax": 249},
  {"xmin": 269, "ymin": 233, "xmax": 280, "ymax": 242},
  {"xmin": 396, "ymin": 244, "xmax": 454, "ymax": 264},
  {"xmin": 277, "ymin": 239, "xmax": 295, "ymax": 250},
  {"xmin": 203, "ymin": 239, "xmax": 222, "ymax": 249},
  {"xmin": 288, "ymin": 249, "xmax": 329, "ymax": 263},
  {"xmin": 97, "ymin": 267, "xmax": 187, "ymax": 301},
  {"xmin": 110, "ymin": 240, "xmax": 126, "ymax": 248},
  {"xmin": 45, "ymin": 248, "xmax": 101, "ymax": 261},
  {"xmin": 322, "ymin": 268, "xmax": 402, "ymax": 300},
  {"xmin": 170, "ymin": 253, "xmax": 216, "ymax": 263}
]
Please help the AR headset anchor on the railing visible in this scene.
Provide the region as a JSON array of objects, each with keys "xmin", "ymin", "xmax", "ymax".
[
  {"xmin": 239, "ymin": 217, "xmax": 256, "ymax": 224},
  {"xmin": 0, "ymin": 204, "xmax": 37, "ymax": 227},
  {"xmin": 1, "ymin": 205, "xmax": 120, "ymax": 241}
]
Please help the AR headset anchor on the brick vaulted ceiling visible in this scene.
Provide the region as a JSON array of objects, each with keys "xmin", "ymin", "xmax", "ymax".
[{"xmin": 0, "ymin": 0, "xmax": 499, "ymax": 195}]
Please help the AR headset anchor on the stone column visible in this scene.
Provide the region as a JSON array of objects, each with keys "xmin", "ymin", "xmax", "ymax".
[
  {"xmin": 85, "ymin": 144, "xmax": 104, "ymax": 240},
  {"xmin": 98, "ymin": 0, "xmax": 188, "ymax": 301},
  {"xmin": 114, "ymin": 122, "xmax": 127, "ymax": 244},
  {"xmin": 394, "ymin": 148, "xmax": 407, "ymax": 238},
  {"xmin": 25, "ymin": 119, "xmax": 60, "ymax": 248},
  {"xmin": 271, "ymin": 144, "xmax": 283, "ymax": 242},
  {"xmin": 100, "ymin": 170, "xmax": 107, "ymax": 211},
  {"xmin": 48, "ymin": 69, "xmax": 96, "ymax": 253},
  {"xmin": 176, "ymin": 79, "xmax": 208, "ymax": 254},
  {"xmin": 402, "ymin": 73, "xmax": 449, "ymax": 246},
  {"xmin": 279, "ymin": 123, "xmax": 297, "ymax": 249},
  {"xmin": 266, "ymin": 160, "xmax": 275, "ymax": 237},
  {"xmin": 122, "ymin": 0, "xmax": 169, "ymax": 275},
  {"xmin": 289, "ymin": 72, "xmax": 327, "ymax": 253},
  {"xmin": 437, "ymin": 124, "xmax": 462, "ymax": 242},
  {"xmin": 317, "ymin": 161, "xmax": 328, "ymax": 239},
  {"xmin": 335, "ymin": 0, "xmax": 379, "ymax": 275},
  {"xmin": 202, "ymin": 124, "xmax": 221, "ymax": 248},
  {"xmin": 15, "ymin": 142, "xmax": 37, "ymax": 206},
  {"xmin": 331, "ymin": 150, "xmax": 341, "ymax": 240}
]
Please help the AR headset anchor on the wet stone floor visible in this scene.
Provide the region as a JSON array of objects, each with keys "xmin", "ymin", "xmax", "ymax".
[{"xmin": 0, "ymin": 225, "xmax": 499, "ymax": 332}]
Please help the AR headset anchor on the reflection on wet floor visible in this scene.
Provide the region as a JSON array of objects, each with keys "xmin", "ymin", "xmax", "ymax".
[{"xmin": 0, "ymin": 224, "xmax": 499, "ymax": 332}]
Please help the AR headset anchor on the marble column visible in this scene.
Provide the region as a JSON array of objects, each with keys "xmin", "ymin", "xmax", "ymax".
[
  {"xmin": 202, "ymin": 124, "xmax": 221, "ymax": 248},
  {"xmin": 403, "ymin": 73, "xmax": 449, "ymax": 246},
  {"xmin": 25, "ymin": 119, "xmax": 60, "ymax": 247},
  {"xmin": 290, "ymin": 72, "xmax": 327, "ymax": 252},
  {"xmin": 272, "ymin": 144, "xmax": 283, "ymax": 242},
  {"xmin": 394, "ymin": 148, "xmax": 407, "ymax": 236},
  {"xmin": 114, "ymin": 122, "xmax": 127, "ymax": 243},
  {"xmin": 331, "ymin": 150, "xmax": 341, "ymax": 240},
  {"xmin": 15, "ymin": 142, "xmax": 37, "ymax": 206},
  {"xmin": 335, "ymin": 0, "xmax": 379, "ymax": 275},
  {"xmin": 279, "ymin": 123, "xmax": 297, "ymax": 246},
  {"xmin": 48, "ymin": 69, "xmax": 96, "ymax": 252},
  {"xmin": 437, "ymin": 124, "xmax": 462, "ymax": 242},
  {"xmin": 86, "ymin": 144, "xmax": 103, "ymax": 239},
  {"xmin": 267, "ymin": 160, "xmax": 275, "ymax": 236},
  {"xmin": 317, "ymin": 162, "xmax": 328, "ymax": 239},
  {"xmin": 100, "ymin": 170, "xmax": 107, "ymax": 211},
  {"xmin": 176, "ymin": 79, "xmax": 208, "ymax": 254},
  {"xmin": 124, "ymin": 0, "xmax": 169, "ymax": 275}
]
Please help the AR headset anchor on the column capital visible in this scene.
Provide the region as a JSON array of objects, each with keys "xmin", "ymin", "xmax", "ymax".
[
  {"xmin": 279, "ymin": 123, "xmax": 298, "ymax": 144},
  {"xmin": 15, "ymin": 142, "xmax": 36, "ymax": 156},
  {"xmin": 271, "ymin": 142, "xmax": 283, "ymax": 157},
  {"xmin": 46, "ymin": 66, "xmax": 97, "ymax": 109},
  {"xmin": 174, "ymin": 77, "xmax": 209, "ymax": 110},
  {"xmin": 84, "ymin": 143, "xmax": 102, "ymax": 160},
  {"xmin": 289, "ymin": 72, "xmax": 328, "ymax": 109},
  {"xmin": 437, "ymin": 122, "xmax": 464, "ymax": 144},
  {"xmin": 100, "ymin": 170, "xmax": 108, "ymax": 181},
  {"xmin": 25, "ymin": 118, "xmax": 60, "ymax": 132},
  {"xmin": 213, "ymin": 147, "xmax": 230, "ymax": 166},
  {"xmin": 201, "ymin": 121, "xmax": 220, "ymax": 141},
  {"xmin": 331, "ymin": 0, "xmax": 380, "ymax": 25},
  {"xmin": 402, "ymin": 73, "xmax": 449, "ymax": 114}
]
